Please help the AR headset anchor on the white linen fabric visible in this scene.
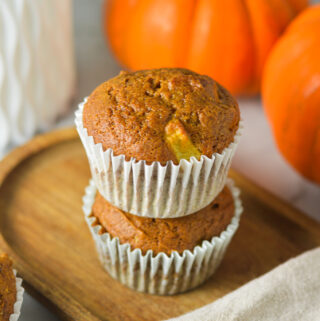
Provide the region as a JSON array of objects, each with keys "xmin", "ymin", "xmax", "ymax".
[{"xmin": 167, "ymin": 247, "xmax": 320, "ymax": 321}]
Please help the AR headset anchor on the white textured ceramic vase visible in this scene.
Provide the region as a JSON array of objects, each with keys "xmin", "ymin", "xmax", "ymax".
[{"xmin": 0, "ymin": 0, "xmax": 75, "ymax": 152}]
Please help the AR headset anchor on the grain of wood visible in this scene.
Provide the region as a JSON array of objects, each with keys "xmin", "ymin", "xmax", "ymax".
[{"xmin": 0, "ymin": 128, "xmax": 319, "ymax": 321}]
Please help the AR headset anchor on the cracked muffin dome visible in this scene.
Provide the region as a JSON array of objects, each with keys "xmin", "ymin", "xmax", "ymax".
[
  {"xmin": 91, "ymin": 185, "xmax": 235, "ymax": 255},
  {"xmin": 83, "ymin": 68, "xmax": 240, "ymax": 164}
]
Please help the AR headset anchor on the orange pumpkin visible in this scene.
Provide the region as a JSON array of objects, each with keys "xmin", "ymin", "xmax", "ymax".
[
  {"xmin": 262, "ymin": 5, "xmax": 320, "ymax": 184},
  {"xmin": 104, "ymin": 0, "xmax": 308, "ymax": 95}
]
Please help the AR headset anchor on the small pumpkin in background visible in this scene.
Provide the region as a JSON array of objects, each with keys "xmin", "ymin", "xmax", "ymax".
[
  {"xmin": 104, "ymin": 0, "xmax": 308, "ymax": 95},
  {"xmin": 262, "ymin": 5, "xmax": 320, "ymax": 184}
]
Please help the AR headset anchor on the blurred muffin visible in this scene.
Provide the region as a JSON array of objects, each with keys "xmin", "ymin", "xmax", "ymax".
[
  {"xmin": 92, "ymin": 186, "xmax": 235, "ymax": 255},
  {"xmin": 83, "ymin": 68, "xmax": 240, "ymax": 164},
  {"xmin": 0, "ymin": 254, "xmax": 23, "ymax": 321}
]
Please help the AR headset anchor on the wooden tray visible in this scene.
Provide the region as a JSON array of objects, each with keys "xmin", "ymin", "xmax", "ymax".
[{"xmin": 0, "ymin": 128, "xmax": 319, "ymax": 321}]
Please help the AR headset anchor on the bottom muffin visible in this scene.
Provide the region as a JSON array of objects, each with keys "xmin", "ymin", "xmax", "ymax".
[
  {"xmin": 92, "ymin": 186, "xmax": 236, "ymax": 256},
  {"xmin": 0, "ymin": 254, "xmax": 24, "ymax": 321},
  {"xmin": 83, "ymin": 179, "xmax": 242, "ymax": 295}
]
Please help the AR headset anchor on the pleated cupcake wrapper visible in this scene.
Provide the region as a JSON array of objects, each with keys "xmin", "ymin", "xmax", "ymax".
[
  {"xmin": 10, "ymin": 270, "xmax": 24, "ymax": 321},
  {"xmin": 75, "ymin": 98, "xmax": 243, "ymax": 218},
  {"xmin": 82, "ymin": 178, "xmax": 243, "ymax": 295}
]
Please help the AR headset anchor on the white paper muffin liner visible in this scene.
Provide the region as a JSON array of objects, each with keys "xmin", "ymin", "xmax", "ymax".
[
  {"xmin": 10, "ymin": 270, "xmax": 24, "ymax": 321},
  {"xmin": 75, "ymin": 98, "xmax": 243, "ymax": 218},
  {"xmin": 82, "ymin": 178, "xmax": 243, "ymax": 295}
]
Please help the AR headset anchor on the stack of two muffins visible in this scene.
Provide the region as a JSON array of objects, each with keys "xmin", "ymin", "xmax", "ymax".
[{"xmin": 75, "ymin": 69, "xmax": 243, "ymax": 295}]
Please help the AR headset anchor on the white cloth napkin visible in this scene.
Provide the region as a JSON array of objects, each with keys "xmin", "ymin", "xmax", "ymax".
[{"xmin": 167, "ymin": 247, "xmax": 320, "ymax": 321}]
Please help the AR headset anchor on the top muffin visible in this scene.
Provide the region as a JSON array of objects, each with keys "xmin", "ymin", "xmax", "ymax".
[{"xmin": 83, "ymin": 68, "xmax": 240, "ymax": 164}]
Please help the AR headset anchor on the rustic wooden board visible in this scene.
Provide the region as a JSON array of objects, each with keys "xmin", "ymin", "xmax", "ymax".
[{"xmin": 0, "ymin": 128, "xmax": 319, "ymax": 321}]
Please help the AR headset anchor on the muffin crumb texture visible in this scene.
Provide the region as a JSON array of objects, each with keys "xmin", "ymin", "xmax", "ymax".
[
  {"xmin": 0, "ymin": 254, "xmax": 16, "ymax": 321},
  {"xmin": 91, "ymin": 186, "xmax": 235, "ymax": 255},
  {"xmin": 83, "ymin": 68, "xmax": 240, "ymax": 163}
]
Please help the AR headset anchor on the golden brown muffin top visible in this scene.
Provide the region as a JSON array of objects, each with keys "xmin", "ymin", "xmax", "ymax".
[
  {"xmin": 0, "ymin": 254, "xmax": 16, "ymax": 321},
  {"xmin": 83, "ymin": 68, "xmax": 240, "ymax": 164},
  {"xmin": 92, "ymin": 186, "xmax": 235, "ymax": 256}
]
